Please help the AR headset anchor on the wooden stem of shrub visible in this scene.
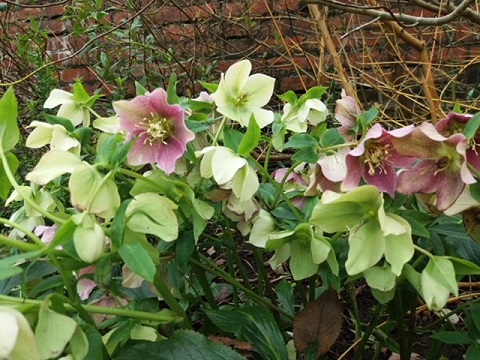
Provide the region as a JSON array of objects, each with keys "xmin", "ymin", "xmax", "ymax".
[
  {"xmin": 365, "ymin": 0, "xmax": 442, "ymax": 123},
  {"xmin": 308, "ymin": 4, "xmax": 362, "ymax": 109}
]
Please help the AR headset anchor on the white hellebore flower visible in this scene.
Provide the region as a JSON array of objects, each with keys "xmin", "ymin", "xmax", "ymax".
[
  {"xmin": 44, "ymin": 89, "xmax": 90, "ymax": 127},
  {"xmin": 197, "ymin": 146, "xmax": 259, "ymax": 201},
  {"xmin": 211, "ymin": 60, "xmax": 275, "ymax": 128},
  {"xmin": 0, "ymin": 306, "xmax": 40, "ymax": 360},
  {"xmin": 281, "ymin": 99, "xmax": 328, "ymax": 133},
  {"xmin": 26, "ymin": 121, "xmax": 80, "ymax": 155}
]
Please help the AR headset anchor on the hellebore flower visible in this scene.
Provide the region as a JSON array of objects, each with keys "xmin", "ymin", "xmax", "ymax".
[
  {"xmin": 435, "ymin": 112, "xmax": 480, "ymax": 172},
  {"xmin": 306, "ymin": 148, "xmax": 349, "ymax": 194},
  {"xmin": 310, "ymin": 185, "xmax": 414, "ymax": 276},
  {"xmin": 44, "ymin": 89, "xmax": 90, "ymax": 127},
  {"xmin": 335, "ymin": 89, "xmax": 361, "ymax": 134},
  {"xmin": 211, "ymin": 60, "xmax": 275, "ymax": 128},
  {"xmin": 197, "ymin": 146, "xmax": 259, "ymax": 201},
  {"xmin": 113, "ymin": 88, "xmax": 195, "ymax": 174},
  {"xmin": 393, "ymin": 122, "xmax": 476, "ymax": 211},
  {"xmin": 26, "ymin": 121, "xmax": 80, "ymax": 155},
  {"xmin": 0, "ymin": 306, "xmax": 40, "ymax": 360},
  {"xmin": 342, "ymin": 124, "xmax": 415, "ymax": 197},
  {"xmin": 281, "ymin": 98, "xmax": 328, "ymax": 133}
]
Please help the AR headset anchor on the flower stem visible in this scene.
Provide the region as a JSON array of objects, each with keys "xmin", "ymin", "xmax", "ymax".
[
  {"xmin": 212, "ymin": 116, "xmax": 227, "ymax": 146},
  {"xmin": 413, "ymin": 244, "xmax": 433, "ymax": 258}
]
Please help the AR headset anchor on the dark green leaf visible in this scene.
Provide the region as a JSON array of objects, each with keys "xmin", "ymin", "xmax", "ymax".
[
  {"xmin": 466, "ymin": 343, "xmax": 480, "ymax": 360},
  {"xmin": 0, "ymin": 251, "xmax": 43, "ymax": 281},
  {"xmin": 94, "ymin": 255, "xmax": 112, "ymax": 287},
  {"xmin": 114, "ymin": 330, "xmax": 246, "ymax": 360},
  {"xmin": 49, "ymin": 217, "xmax": 76, "ymax": 250},
  {"xmin": 0, "ymin": 152, "xmax": 18, "ymax": 200},
  {"xmin": 222, "ymin": 127, "xmax": 244, "ymax": 152},
  {"xmin": 175, "ymin": 231, "xmax": 195, "ymax": 274},
  {"xmin": 258, "ymin": 183, "xmax": 278, "ymax": 208},
  {"xmin": 359, "ymin": 106, "xmax": 379, "ymax": 125},
  {"xmin": 237, "ymin": 114, "xmax": 260, "ymax": 156},
  {"xmin": 275, "ymin": 280, "xmax": 295, "ymax": 317},
  {"xmin": 185, "ymin": 119, "xmax": 213, "ymax": 133},
  {"xmin": 319, "ymin": 128, "xmax": 344, "ymax": 148},
  {"xmin": 284, "ymin": 134, "xmax": 318, "ymax": 150},
  {"xmin": 83, "ymin": 324, "xmax": 110, "ymax": 360},
  {"xmin": 0, "ymin": 86, "xmax": 19, "ymax": 152},
  {"xmin": 118, "ymin": 243, "xmax": 157, "ymax": 283},
  {"xmin": 44, "ymin": 114, "xmax": 75, "ymax": 132},
  {"xmin": 431, "ymin": 331, "xmax": 473, "ymax": 345},
  {"xmin": 206, "ymin": 307, "xmax": 287, "ymax": 360},
  {"xmin": 111, "ymin": 199, "xmax": 131, "ymax": 248},
  {"xmin": 73, "ymin": 127, "xmax": 93, "ymax": 149},
  {"xmin": 292, "ymin": 147, "xmax": 319, "ymax": 163}
]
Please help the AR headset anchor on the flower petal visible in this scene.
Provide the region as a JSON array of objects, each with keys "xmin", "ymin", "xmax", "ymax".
[
  {"xmin": 243, "ymin": 73, "xmax": 275, "ymax": 107},
  {"xmin": 211, "ymin": 148, "xmax": 247, "ymax": 184},
  {"xmin": 43, "ymin": 89, "xmax": 73, "ymax": 108},
  {"xmin": 26, "ymin": 150, "xmax": 82, "ymax": 185}
]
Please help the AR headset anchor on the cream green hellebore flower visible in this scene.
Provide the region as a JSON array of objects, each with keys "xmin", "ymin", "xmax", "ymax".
[
  {"xmin": 197, "ymin": 146, "xmax": 259, "ymax": 201},
  {"xmin": 211, "ymin": 60, "xmax": 275, "ymax": 128},
  {"xmin": 249, "ymin": 210, "xmax": 337, "ymax": 280},
  {"xmin": 310, "ymin": 185, "xmax": 414, "ymax": 276},
  {"xmin": 0, "ymin": 306, "xmax": 41, "ymax": 360},
  {"xmin": 72, "ymin": 213, "xmax": 106, "ymax": 263},
  {"xmin": 281, "ymin": 98, "xmax": 328, "ymax": 133},
  {"xmin": 44, "ymin": 89, "xmax": 90, "ymax": 127},
  {"xmin": 26, "ymin": 121, "xmax": 80, "ymax": 155}
]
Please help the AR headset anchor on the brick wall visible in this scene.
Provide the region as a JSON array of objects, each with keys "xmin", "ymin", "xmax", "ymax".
[{"xmin": 2, "ymin": 0, "xmax": 480, "ymax": 119}]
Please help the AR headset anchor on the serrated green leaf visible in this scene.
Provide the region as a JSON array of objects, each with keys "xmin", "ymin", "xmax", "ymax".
[
  {"xmin": 0, "ymin": 152, "xmax": 18, "ymax": 200},
  {"xmin": 292, "ymin": 147, "xmax": 319, "ymax": 163},
  {"xmin": 464, "ymin": 112, "xmax": 480, "ymax": 140},
  {"xmin": 319, "ymin": 128, "xmax": 344, "ymax": 148},
  {"xmin": 206, "ymin": 307, "xmax": 288, "ymax": 360},
  {"xmin": 237, "ymin": 114, "xmax": 260, "ymax": 156},
  {"xmin": 118, "ymin": 242, "xmax": 156, "ymax": 283},
  {"xmin": 0, "ymin": 87, "xmax": 19, "ymax": 152},
  {"xmin": 114, "ymin": 330, "xmax": 246, "ymax": 360},
  {"xmin": 284, "ymin": 133, "xmax": 318, "ymax": 149}
]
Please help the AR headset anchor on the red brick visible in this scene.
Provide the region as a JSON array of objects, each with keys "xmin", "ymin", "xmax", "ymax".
[
  {"xmin": 43, "ymin": 5, "xmax": 65, "ymax": 18},
  {"xmin": 15, "ymin": 8, "xmax": 42, "ymax": 21},
  {"xmin": 40, "ymin": 19, "xmax": 66, "ymax": 34},
  {"xmin": 249, "ymin": 1, "xmax": 270, "ymax": 15},
  {"xmin": 273, "ymin": 0, "xmax": 299, "ymax": 11},
  {"xmin": 60, "ymin": 67, "xmax": 97, "ymax": 83}
]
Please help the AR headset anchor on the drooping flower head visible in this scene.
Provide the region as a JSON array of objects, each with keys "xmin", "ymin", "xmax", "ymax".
[
  {"xmin": 334, "ymin": 89, "xmax": 361, "ymax": 134},
  {"xmin": 113, "ymin": 88, "xmax": 195, "ymax": 174},
  {"xmin": 435, "ymin": 112, "xmax": 480, "ymax": 172},
  {"xmin": 342, "ymin": 124, "xmax": 415, "ymax": 197},
  {"xmin": 281, "ymin": 98, "xmax": 328, "ymax": 133},
  {"xmin": 211, "ymin": 60, "xmax": 275, "ymax": 128},
  {"xmin": 393, "ymin": 122, "xmax": 476, "ymax": 211}
]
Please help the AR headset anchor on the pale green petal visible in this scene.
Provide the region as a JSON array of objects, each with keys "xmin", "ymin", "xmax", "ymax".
[
  {"xmin": 345, "ymin": 220, "xmax": 385, "ymax": 275},
  {"xmin": 25, "ymin": 125, "xmax": 53, "ymax": 148},
  {"xmin": 382, "ymin": 213, "xmax": 407, "ymax": 236},
  {"xmin": 26, "ymin": 150, "xmax": 82, "ymax": 185},
  {"xmin": 310, "ymin": 201, "xmax": 366, "ymax": 233},
  {"xmin": 44, "ymin": 89, "xmax": 73, "ymax": 108},
  {"xmin": 57, "ymin": 102, "xmax": 88, "ymax": 127},
  {"xmin": 421, "ymin": 266, "xmax": 450, "ymax": 311},
  {"xmin": 224, "ymin": 59, "xmax": 251, "ymax": 95},
  {"xmin": 290, "ymin": 241, "xmax": 319, "ymax": 280},
  {"xmin": 92, "ymin": 116, "xmax": 121, "ymax": 134},
  {"xmin": 384, "ymin": 214, "xmax": 414, "ymax": 276},
  {"xmin": 364, "ymin": 265, "xmax": 397, "ymax": 291},
  {"xmin": 251, "ymin": 107, "xmax": 274, "ymax": 128},
  {"xmin": 231, "ymin": 164, "xmax": 259, "ymax": 201},
  {"xmin": 269, "ymin": 243, "xmax": 291, "ymax": 269},
  {"xmin": 243, "ymin": 73, "xmax": 275, "ymax": 107},
  {"xmin": 310, "ymin": 234, "xmax": 331, "ymax": 264},
  {"xmin": 249, "ymin": 209, "xmax": 277, "ymax": 248},
  {"xmin": 198, "ymin": 147, "xmax": 217, "ymax": 179},
  {"xmin": 50, "ymin": 126, "xmax": 79, "ymax": 152},
  {"xmin": 73, "ymin": 220, "xmax": 105, "ymax": 263},
  {"xmin": 305, "ymin": 99, "xmax": 328, "ymax": 125},
  {"xmin": 211, "ymin": 148, "xmax": 246, "ymax": 184}
]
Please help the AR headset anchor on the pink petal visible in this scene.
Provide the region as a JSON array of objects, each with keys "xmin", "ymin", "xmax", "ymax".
[
  {"xmin": 342, "ymin": 154, "xmax": 363, "ymax": 191},
  {"xmin": 363, "ymin": 164, "xmax": 397, "ymax": 197}
]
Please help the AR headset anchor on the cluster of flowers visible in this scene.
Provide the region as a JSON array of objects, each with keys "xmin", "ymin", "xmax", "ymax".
[{"xmin": 5, "ymin": 59, "xmax": 480, "ymax": 319}]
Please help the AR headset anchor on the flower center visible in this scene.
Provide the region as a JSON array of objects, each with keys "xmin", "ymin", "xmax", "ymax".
[
  {"xmin": 232, "ymin": 92, "xmax": 249, "ymax": 106},
  {"xmin": 364, "ymin": 141, "xmax": 392, "ymax": 176},
  {"xmin": 434, "ymin": 155, "xmax": 451, "ymax": 175},
  {"xmin": 144, "ymin": 114, "xmax": 173, "ymax": 144}
]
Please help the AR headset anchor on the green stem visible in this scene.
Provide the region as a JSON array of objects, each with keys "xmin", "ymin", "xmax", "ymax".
[
  {"xmin": 0, "ymin": 294, "xmax": 182, "ymax": 323},
  {"xmin": 413, "ymin": 244, "xmax": 433, "ymax": 258},
  {"xmin": 0, "ymin": 148, "xmax": 65, "ymax": 225},
  {"xmin": 0, "ymin": 233, "xmax": 39, "ymax": 252},
  {"xmin": 271, "ymin": 160, "xmax": 303, "ymax": 208},
  {"xmin": 212, "ymin": 116, "xmax": 226, "ymax": 146},
  {"xmin": 0, "ymin": 218, "xmax": 44, "ymax": 248},
  {"xmin": 352, "ymin": 304, "xmax": 384, "ymax": 360}
]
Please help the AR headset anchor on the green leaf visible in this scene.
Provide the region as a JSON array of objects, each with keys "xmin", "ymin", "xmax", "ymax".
[
  {"xmin": 167, "ymin": 73, "xmax": 179, "ymax": 104},
  {"xmin": 0, "ymin": 251, "xmax": 43, "ymax": 281},
  {"xmin": 277, "ymin": 90, "xmax": 298, "ymax": 104},
  {"xmin": 175, "ymin": 231, "xmax": 195, "ymax": 274},
  {"xmin": 0, "ymin": 86, "xmax": 19, "ymax": 152},
  {"xmin": 303, "ymin": 86, "xmax": 328, "ymax": 100},
  {"xmin": 364, "ymin": 265, "xmax": 396, "ymax": 292},
  {"xmin": 135, "ymin": 81, "xmax": 148, "ymax": 96},
  {"xmin": 466, "ymin": 343, "xmax": 480, "ymax": 360},
  {"xmin": 275, "ymin": 280, "xmax": 295, "ymax": 317},
  {"xmin": 237, "ymin": 114, "xmax": 260, "ymax": 156},
  {"xmin": 222, "ymin": 126, "xmax": 244, "ymax": 152},
  {"xmin": 44, "ymin": 113, "xmax": 75, "ymax": 132},
  {"xmin": 284, "ymin": 133, "xmax": 318, "ymax": 149},
  {"xmin": 292, "ymin": 147, "xmax": 319, "ymax": 163},
  {"xmin": 0, "ymin": 152, "xmax": 18, "ymax": 200},
  {"xmin": 49, "ymin": 217, "xmax": 76, "ymax": 250},
  {"xmin": 111, "ymin": 199, "xmax": 131, "ymax": 248},
  {"xmin": 73, "ymin": 126, "xmax": 93, "ymax": 148},
  {"xmin": 431, "ymin": 331, "xmax": 473, "ymax": 345},
  {"xmin": 206, "ymin": 307, "xmax": 288, "ymax": 360},
  {"xmin": 464, "ymin": 112, "xmax": 480, "ymax": 140},
  {"xmin": 72, "ymin": 81, "xmax": 90, "ymax": 103},
  {"xmin": 114, "ymin": 330, "xmax": 246, "ymax": 360},
  {"xmin": 319, "ymin": 128, "xmax": 344, "ymax": 148},
  {"xmin": 290, "ymin": 241, "xmax": 318, "ymax": 280},
  {"xmin": 200, "ymin": 82, "xmax": 218, "ymax": 93},
  {"xmin": 426, "ymin": 256, "xmax": 458, "ymax": 296},
  {"xmin": 118, "ymin": 242, "xmax": 157, "ymax": 283},
  {"xmin": 446, "ymin": 256, "xmax": 480, "ymax": 276},
  {"xmin": 359, "ymin": 106, "xmax": 379, "ymax": 125}
]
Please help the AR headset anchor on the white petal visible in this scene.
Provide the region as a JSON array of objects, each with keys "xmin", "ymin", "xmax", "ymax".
[
  {"xmin": 50, "ymin": 126, "xmax": 79, "ymax": 151},
  {"xmin": 243, "ymin": 73, "xmax": 275, "ymax": 107},
  {"xmin": 26, "ymin": 126, "xmax": 53, "ymax": 148},
  {"xmin": 318, "ymin": 150, "xmax": 348, "ymax": 182},
  {"xmin": 224, "ymin": 60, "xmax": 252, "ymax": 95},
  {"xmin": 0, "ymin": 311, "xmax": 19, "ymax": 358},
  {"xmin": 44, "ymin": 89, "xmax": 73, "ymax": 108},
  {"xmin": 249, "ymin": 210, "xmax": 276, "ymax": 248},
  {"xmin": 56, "ymin": 102, "xmax": 87, "ymax": 127},
  {"xmin": 211, "ymin": 148, "xmax": 246, "ymax": 184},
  {"xmin": 251, "ymin": 107, "xmax": 274, "ymax": 128},
  {"xmin": 26, "ymin": 150, "xmax": 82, "ymax": 185},
  {"xmin": 231, "ymin": 165, "xmax": 259, "ymax": 201}
]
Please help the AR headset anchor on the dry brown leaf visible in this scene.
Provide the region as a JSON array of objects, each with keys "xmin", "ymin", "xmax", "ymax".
[{"xmin": 293, "ymin": 288, "xmax": 343, "ymax": 358}]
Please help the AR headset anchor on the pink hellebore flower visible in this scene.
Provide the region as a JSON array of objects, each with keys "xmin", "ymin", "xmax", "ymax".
[
  {"xmin": 113, "ymin": 88, "xmax": 195, "ymax": 174},
  {"xmin": 393, "ymin": 122, "xmax": 476, "ymax": 211},
  {"xmin": 342, "ymin": 124, "xmax": 415, "ymax": 197},
  {"xmin": 435, "ymin": 112, "xmax": 480, "ymax": 172},
  {"xmin": 335, "ymin": 89, "xmax": 361, "ymax": 134},
  {"xmin": 76, "ymin": 265, "xmax": 97, "ymax": 300}
]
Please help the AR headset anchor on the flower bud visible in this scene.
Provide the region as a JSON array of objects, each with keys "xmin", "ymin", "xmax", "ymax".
[{"xmin": 73, "ymin": 213, "xmax": 105, "ymax": 263}]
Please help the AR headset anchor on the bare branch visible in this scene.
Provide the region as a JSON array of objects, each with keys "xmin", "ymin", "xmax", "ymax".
[{"xmin": 299, "ymin": 0, "xmax": 475, "ymax": 26}]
